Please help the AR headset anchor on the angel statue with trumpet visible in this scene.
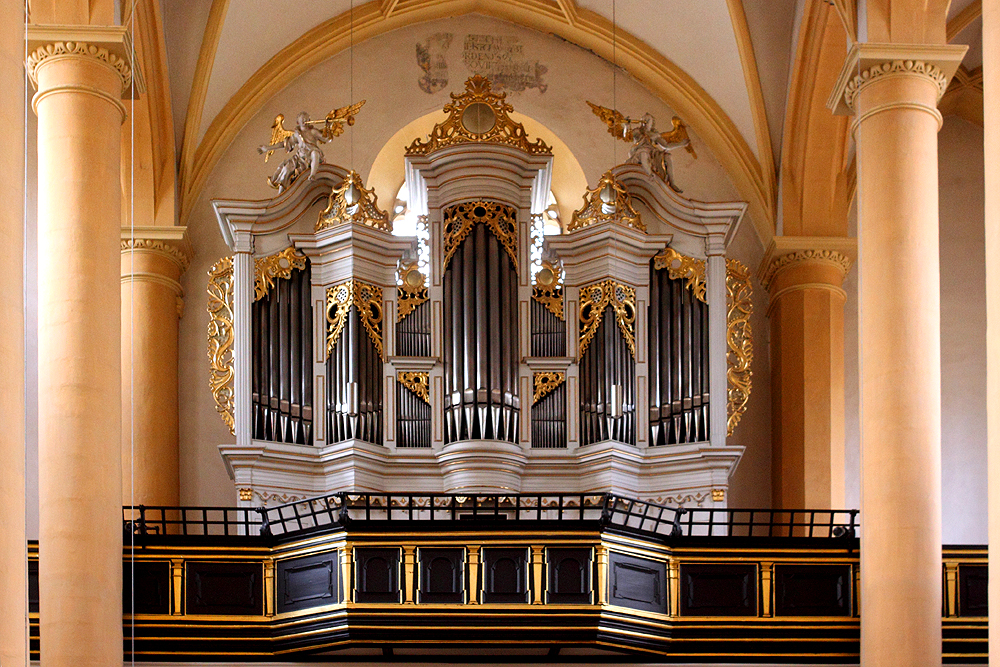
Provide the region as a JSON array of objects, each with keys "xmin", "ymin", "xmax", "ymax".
[
  {"xmin": 587, "ymin": 102, "xmax": 697, "ymax": 193},
  {"xmin": 258, "ymin": 100, "xmax": 366, "ymax": 193}
]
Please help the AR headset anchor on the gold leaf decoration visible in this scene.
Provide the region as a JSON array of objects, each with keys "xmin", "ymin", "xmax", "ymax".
[
  {"xmin": 317, "ymin": 170, "xmax": 391, "ymax": 232},
  {"xmin": 397, "ymin": 262, "xmax": 429, "ymax": 322},
  {"xmin": 326, "ymin": 279, "xmax": 384, "ymax": 359},
  {"xmin": 653, "ymin": 247, "xmax": 706, "ymax": 303},
  {"xmin": 206, "ymin": 257, "xmax": 235, "ymax": 434},
  {"xmin": 442, "ymin": 200, "xmax": 518, "ymax": 272},
  {"xmin": 253, "ymin": 247, "xmax": 307, "ymax": 301},
  {"xmin": 398, "ymin": 371, "xmax": 430, "ymax": 404},
  {"xmin": 533, "ymin": 371, "xmax": 565, "ymax": 405},
  {"xmin": 579, "ymin": 280, "xmax": 636, "ymax": 358},
  {"xmin": 532, "ymin": 260, "xmax": 564, "ymax": 320},
  {"xmin": 726, "ymin": 258, "xmax": 753, "ymax": 436},
  {"xmin": 567, "ymin": 171, "xmax": 644, "ymax": 233},
  {"xmin": 406, "ymin": 75, "xmax": 551, "ymax": 156}
]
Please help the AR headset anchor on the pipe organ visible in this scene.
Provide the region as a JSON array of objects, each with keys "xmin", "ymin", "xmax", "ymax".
[{"xmin": 213, "ymin": 76, "xmax": 750, "ymax": 506}]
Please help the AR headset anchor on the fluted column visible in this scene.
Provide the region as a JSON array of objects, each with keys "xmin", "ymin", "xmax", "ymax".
[
  {"xmin": 121, "ymin": 228, "xmax": 191, "ymax": 506},
  {"xmin": 759, "ymin": 237, "xmax": 855, "ymax": 509},
  {"xmin": 830, "ymin": 44, "xmax": 965, "ymax": 666},
  {"xmin": 27, "ymin": 26, "xmax": 134, "ymax": 666}
]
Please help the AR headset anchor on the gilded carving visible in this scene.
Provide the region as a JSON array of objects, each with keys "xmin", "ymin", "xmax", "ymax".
[
  {"xmin": 532, "ymin": 260, "xmax": 564, "ymax": 320},
  {"xmin": 567, "ymin": 171, "xmax": 644, "ymax": 233},
  {"xmin": 579, "ymin": 280, "xmax": 636, "ymax": 358},
  {"xmin": 843, "ymin": 60, "xmax": 949, "ymax": 111},
  {"xmin": 398, "ymin": 371, "xmax": 430, "ymax": 404},
  {"xmin": 206, "ymin": 257, "xmax": 235, "ymax": 434},
  {"xmin": 396, "ymin": 261, "xmax": 429, "ymax": 322},
  {"xmin": 405, "ymin": 75, "xmax": 551, "ymax": 155},
  {"xmin": 726, "ymin": 258, "xmax": 753, "ymax": 436},
  {"xmin": 532, "ymin": 371, "xmax": 565, "ymax": 405},
  {"xmin": 442, "ymin": 200, "xmax": 518, "ymax": 272},
  {"xmin": 316, "ymin": 170, "xmax": 391, "ymax": 232},
  {"xmin": 26, "ymin": 41, "xmax": 132, "ymax": 89},
  {"xmin": 653, "ymin": 247, "xmax": 706, "ymax": 303},
  {"xmin": 253, "ymin": 247, "xmax": 307, "ymax": 301},
  {"xmin": 326, "ymin": 279, "xmax": 384, "ymax": 360}
]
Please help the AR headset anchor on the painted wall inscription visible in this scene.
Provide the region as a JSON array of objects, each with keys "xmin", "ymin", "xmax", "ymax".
[
  {"xmin": 416, "ymin": 33, "xmax": 453, "ymax": 94},
  {"xmin": 415, "ymin": 33, "xmax": 548, "ymax": 94}
]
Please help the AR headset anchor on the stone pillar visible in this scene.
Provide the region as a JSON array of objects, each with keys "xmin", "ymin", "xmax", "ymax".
[
  {"xmin": 759, "ymin": 237, "xmax": 855, "ymax": 508},
  {"xmin": 121, "ymin": 227, "xmax": 190, "ymax": 506},
  {"xmin": 0, "ymin": 5, "xmax": 26, "ymax": 666},
  {"xmin": 829, "ymin": 44, "xmax": 965, "ymax": 666},
  {"xmin": 26, "ymin": 26, "xmax": 135, "ymax": 666}
]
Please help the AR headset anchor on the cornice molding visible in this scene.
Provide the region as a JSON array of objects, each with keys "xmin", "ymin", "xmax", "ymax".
[
  {"xmin": 120, "ymin": 227, "xmax": 193, "ymax": 272},
  {"xmin": 758, "ymin": 236, "xmax": 857, "ymax": 290},
  {"xmin": 25, "ymin": 25, "xmax": 144, "ymax": 95}
]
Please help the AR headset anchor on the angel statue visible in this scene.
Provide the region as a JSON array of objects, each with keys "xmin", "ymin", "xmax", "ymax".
[
  {"xmin": 587, "ymin": 102, "xmax": 697, "ymax": 193},
  {"xmin": 258, "ymin": 101, "xmax": 366, "ymax": 193}
]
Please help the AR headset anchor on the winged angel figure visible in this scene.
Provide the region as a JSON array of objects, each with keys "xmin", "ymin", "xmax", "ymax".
[
  {"xmin": 258, "ymin": 100, "xmax": 366, "ymax": 193},
  {"xmin": 587, "ymin": 102, "xmax": 697, "ymax": 192}
]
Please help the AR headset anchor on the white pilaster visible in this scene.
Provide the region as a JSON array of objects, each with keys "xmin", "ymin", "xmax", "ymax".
[{"xmin": 706, "ymin": 235, "xmax": 727, "ymax": 448}]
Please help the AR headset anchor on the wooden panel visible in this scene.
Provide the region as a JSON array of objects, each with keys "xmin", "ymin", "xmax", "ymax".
[
  {"xmin": 547, "ymin": 547, "xmax": 592, "ymax": 604},
  {"xmin": 186, "ymin": 562, "xmax": 262, "ymax": 616},
  {"xmin": 959, "ymin": 564, "xmax": 988, "ymax": 617},
  {"xmin": 354, "ymin": 548, "xmax": 400, "ymax": 604},
  {"xmin": 609, "ymin": 551, "xmax": 667, "ymax": 614},
  {"xmin": 125, "ymin": 560, "xmax": 171, "ymax": 615},
  {"xmin": 28, "ymin": 558, "xmax": 38, "ymax": 613},
  {"xmin": 418, "ymin": 548, "xmax": 465, "ymax": 603},
  {"xmin": 276, "ymin": 552, "xmax": 340, "ymax": 614},
  {"xmin": 681, "ymin": 563, "xmax": 756, "ymax": 616},
  {"xmin": 482, "ymin": 547, "xmax": 529, "ymax": 603},
  {"xmin": 773, "ymin": 564, "xmax": 851, "ymax": 617}
]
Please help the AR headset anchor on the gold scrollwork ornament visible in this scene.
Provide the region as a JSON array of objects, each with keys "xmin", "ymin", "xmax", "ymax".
[
  {"xmin": 397, "ymin": 262, "xmax": 429, "ymax": 322},
  {"xmin": 253, "ymin": 247, "xmax": 307, "ymax": 301},
  {"xmin": 726, "ymin": 258, "xmax": 753, "ymax": 436},
  {"xmin": 206, "ymin": 257, "xmax": 235, "ymax": 434},
  {"xmin": 326, "ymin": 279, "xmax": 384, "ymax": 359},
  {"xmin": 442, "ymin": 200, "xmax": 518, "ymax": 272},
  {"xmin": 532, "ymin": 261, "xmax": 564, "ymax": 321},
  {"xmin": 317, "ymin": 170, "xmax": 391, "ymax": 232},
  {"xmin": 397, "ymin": 371, "xmax": 430, "ymax": 404},
  {"xmin": 578, "ymin": 280, "xmax": 636, "ymax": 358},
  {"xmin": 568, "ymin": 171, "xmax": 644, "ymax": 233},
  {"xmin": 653, "ymin": 247, "xmax": 706, "ymax": 303},
  {"xmin": 533, "ymin": 372, "xmax": 565, "ymax": 405}
]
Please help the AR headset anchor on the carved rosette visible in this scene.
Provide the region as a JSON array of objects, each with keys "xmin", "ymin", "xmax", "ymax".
[
  {"xmin": 568, "ymin": 171, "xmax": 644, "ymax": 233},
  {"xmin": 396, "ymin": 261, "xmax": 429, "ymax": 322},
  {"xmin": 397, "ymin": 371, "xmax": 430, "ymax": 404},
  {"xmin": 532, "ymin": 260, "xmax": 564, "ymax": 320},
  {"xmin": 653, "ymin": 247, "xmax": 706, "ymax": 303},
  {"xmin": 532, "ymin": 372, "xmax": 565, "ymax": 405},
  {"xmin": 316, "ymin": 171, "xmax": 391, "ymax": 232},
  {"xmin": 405, "ymin": 75, "xmax": 551, "ymax": 156},
  {"xmin": 206, "ymin": 257, "xmax": 235, "ymax": 434},
  {"xmin": 253, "ymin": 247, "xmax": 307, "ymax": 301},
  {"xmin": 579, "ymin": 280, "xmax": 636, "ymax": 358},
  {"xmin": 725, "ymin": 259, "xmax": 753, "ymax": 436},
  {"xmin": 326, "ymin": 279, "xmax": 384, "ymax": 359},
  {"xmin": 442, "ymin": 200, "xmax": 518, "ymax": 272}
]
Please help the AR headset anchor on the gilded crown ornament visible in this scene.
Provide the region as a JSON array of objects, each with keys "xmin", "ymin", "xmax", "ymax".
[
  {"xmin": 568, "ymin": 171, "xmax": 643, "ymax": 233},
  {"xmin": 316, "ymin": 170, "xmax": 391, "ymax": 233}
]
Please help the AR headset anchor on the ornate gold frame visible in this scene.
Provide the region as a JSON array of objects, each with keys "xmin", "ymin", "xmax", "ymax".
[
  {"xmin": 578, "ymin": 280, "xmax": 637, "ymax": 358},
  {"xmin": 568, "ymin": 171, "xmax": 644, "ymax": 233},
  {"xmin": 316, "ymin": 170, "xmax": 391, "ymax": 233},
  {"xmin": 326, "ymin": 279, "xmax": 385, "ymax": 360},
  {"xmin": 725, "ymin": 258, "xmax": 753, "ymax": 436},
  {"xmin": 442, "ymin": 200, "xmax": 518, "ymax": 273},
  {"xmin": 253, "ymin": 247, "xmax": 307, "ymax": 301},
  {"xmin": 653, "ymin": 247, "xmax": 707, "ymax": 303},
  {"xmin": 206, "ymin": 257, "xmax": 235, "ymax": 434}
]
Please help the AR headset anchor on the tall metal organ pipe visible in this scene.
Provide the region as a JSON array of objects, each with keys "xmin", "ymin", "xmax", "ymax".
[
  {"xmin": 326, "ymin": 302, "xmax": 383, "ymax": 446},
  {"xmin": 579, "ymin": 308, "xmax": 636, "ymax": 447}
]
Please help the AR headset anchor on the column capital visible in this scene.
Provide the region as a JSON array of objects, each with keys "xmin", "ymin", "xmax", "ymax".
[
  {"xmin": 827, "ymin": 42, "xmax": 967, "ymax": 115},
  {"xmin": 25, "ymin": 24, "xmax": 145, "ymax": 96},
  {"xmin": 121, "ymin": 226, "xmax": 192, "ymax": 274},
  {"xmin": 758, "ymin": 236, "xmax": 857, "ymax": 292}
]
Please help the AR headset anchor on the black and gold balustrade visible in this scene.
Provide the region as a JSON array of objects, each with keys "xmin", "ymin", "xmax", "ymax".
[{"xmin": 22, "ymin": 497, "xmax": 986, "ymax": 662}]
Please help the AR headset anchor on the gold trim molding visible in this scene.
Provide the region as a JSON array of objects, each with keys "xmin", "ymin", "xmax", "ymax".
[
  {"xmin": 398, "ymin": 371, "xmax": 430, "ymax": 404},
  {"xmin": 579, "ymin": 280, "xmax": 636, "ymax": 358},
  {"xmin": 397, "ymin": 262, "xmax": 429, "ymax": 322},
  {"xmin": 317, "ymin": 171, "xmax": 391, "ymax": 232},
  {"xmin": 254, "ymin": 247, "xmax": 307, "ymax": 301},
  {"xmin": 206, "ymin": 257, "xmax": 235, "ymax": 434},
  {"xmin": 406, "ymin": 75, "xmax": 550, "ymax": 156},
  {"xmin": 532, "ymin": 261, "xmax": 564, "ymax": 321},
  {"xmin": 653, "ymin": 248, "xmax": 706, "ymax": 303},
  {"xmin": 326, "ymin": 279, "xmax": 384, "ymax": 360},
  {"xmin": 725, "ymin": 258, "xmax": 753, "ymax": 436},
  {"xmin": 568, "ymin": 171, "xmax": 643, "ymax": 233},
  {"xmin": 442, "ymin": 200, "xmax": 518, "ymax": 273},
  {"xmin": 533, "ymin": 372, "xmax": 565, "ymax": 405}
]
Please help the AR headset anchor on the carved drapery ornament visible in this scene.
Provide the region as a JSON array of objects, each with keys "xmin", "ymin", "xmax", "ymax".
[
  {"xmin": 568, "ymin": 171, "xmax": 644, "ymax": 233},
  {"xmin": 326, "ymin": 279, "xmax": 384, "ymax": 360},
  {"xmin": 725, "ymin": 259, "xmax": 753, "ymax": 436},
  {"xmin": 442, "ymin": 200, "xmax": 518, "ymax": 272},
  {"xmin": 396, "ymin": 261, "xmax": 429, "ymax": 322},
  {"xmin": 206, "ymin": 257, "xmax": 235, "ymax": 434},
  {"xmin": 316, "ymin": 170, "xmax": 391, "ymax": 232},
  {"xmin": 397, "ymin": 371, "xmax": 430, "ymax": 404},
  {"xmin": 405, "ymin": 75, "xmax": 551, "ymax": 156},
  {"xmin": 253, "ymin": 247, "xmax": 307, "ymax": 301},
  {"xmin": 533, "ymin": 371, "xmax": 565, "ymax": 405},
  {"xmin": 653, "ymin": 247, "xmax": 707, "ymax": 303},
  {"xmin": 532, "ymin": 260, "xmax": 564, "ymax": 320},
  {"xmin": 579, "ymin": 280, "xmax": 636, "ymax": 358}
]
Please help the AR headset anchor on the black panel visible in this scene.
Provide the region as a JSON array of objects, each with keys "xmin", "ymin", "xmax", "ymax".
[
  {"xmin": 482, "ymin": 547, "xmax": 529, "ymax": 603},
  {"xmin": 276, "ymin": 551, "xmax": 340, "ymax": 614},
  {"xmin": 355, "ymin": 548, "xmax": 400, "ymax": 603},
  {"xmin": 774, "ymin": 564, "xmax": 851, "ymax": 617},
  {"xmin": 681, "ymin": 563, "xmax": 756, "ymax": 616},
  {"xmin": 124, "ymin": 560, "xmax": 171, "ymax": 615},
  {"xmin": 28, "ymin": 557, "xmax": 38, "ymax": 613},
  {"xmin": 547, "ymin": 547, "xmax": 592, "ymax": 604},
  {"xmin": 418, "ymin": 548, "xmax": 465, "ymax": 603},
  {"xmin": 186, "ymin": 561, "xmax": 262, "ymax": 615},
  {"xmin": 609, "ymin": 551, "xmax": 667, "ymax": 614},
  {"xmin": 960, "ymin": 564, "xmax": 988, "ymax": 617}
]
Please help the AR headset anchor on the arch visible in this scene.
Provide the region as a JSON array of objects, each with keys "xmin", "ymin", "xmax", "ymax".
[{"xmin": 179, "ymin": 0, "xmax": 775, "ymax": 247}]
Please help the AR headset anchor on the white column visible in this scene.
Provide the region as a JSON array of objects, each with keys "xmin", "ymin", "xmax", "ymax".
[
  {"xmin": 233, "ymin": 232, "xmax": 254, "ymax": 451},
  {"xmin": 706, "ymin": 236, "xmax": 727, "ymax": 447}
]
